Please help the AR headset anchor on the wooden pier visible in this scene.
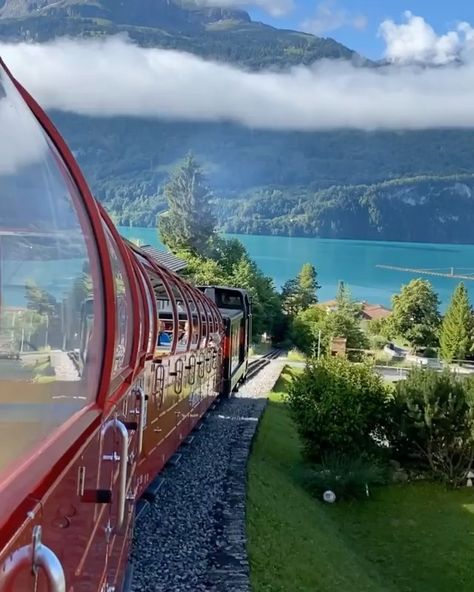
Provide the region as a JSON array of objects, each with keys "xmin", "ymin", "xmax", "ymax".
[{"xmin": 376, "ymin": 264, "xmax": 474, "ymax": 280}]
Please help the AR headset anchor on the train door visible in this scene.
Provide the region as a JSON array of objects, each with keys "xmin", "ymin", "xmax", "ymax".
[{"xmin": 0, "ymin": 61, "xmax": 113, "ymax": 591}]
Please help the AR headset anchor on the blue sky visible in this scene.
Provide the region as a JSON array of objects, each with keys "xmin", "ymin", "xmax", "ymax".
[{"xmin": 248, "ymin": 1, "xmax": 474, "ymax": 58}]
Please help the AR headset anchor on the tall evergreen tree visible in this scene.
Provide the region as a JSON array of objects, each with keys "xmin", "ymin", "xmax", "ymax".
[
  {"xmin": 158, "ymin": 154, "xmax": 216, "ymax": 255},
  {"xmin": 298, "ymin": 263, "xmax": 320, "ymax": 309},
  {"xmin": 281, "ymin": 278, "xmax": 300, "ymax": 317},
  {"xmin": 440, "ymin": 283, "xmax": 473, "ymax": 362},
  {"xmin": 335, "ymin": 281, "xmax": 362, "ymax": 317},
  {"xmin": 282, "ymin": 263, "xmax": 320, "ymax": 316}
]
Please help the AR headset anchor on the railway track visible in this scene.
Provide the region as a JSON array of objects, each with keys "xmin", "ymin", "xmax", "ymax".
[{"xmin": 244, "ymin": 348, "xmax": 281, "ymax": 381}]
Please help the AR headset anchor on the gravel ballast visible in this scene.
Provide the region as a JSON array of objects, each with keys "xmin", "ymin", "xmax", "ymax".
[{"xmin": 130, "ymin": 359, "xmax": 284, "ymax": 592}]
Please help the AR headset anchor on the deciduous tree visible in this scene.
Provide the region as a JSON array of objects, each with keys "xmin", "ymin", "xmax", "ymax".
[{"xmin": 390, "ymin": 279, "xmax": 441, "ymax": 351}]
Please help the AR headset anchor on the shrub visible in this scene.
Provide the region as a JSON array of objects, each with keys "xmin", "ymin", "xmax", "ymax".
[
  {"xmin": 304, "ymin": 454, "xmax": 389, "ymax": 501},
  {"xmin": 389, "ymin": 369, "xmax": 474, "ymax": 487},
  {"xmin": 287, "ymin": 357, "xmax": 390, "ymax": 461},
  {"xmin": 369, "ymin": 334, "xmax": 387, "ymax": 350}
]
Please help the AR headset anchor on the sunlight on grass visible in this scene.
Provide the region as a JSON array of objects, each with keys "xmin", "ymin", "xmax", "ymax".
[{"xmin": 247, "ymin": 366, "xmax": 474, "ymax": 592}]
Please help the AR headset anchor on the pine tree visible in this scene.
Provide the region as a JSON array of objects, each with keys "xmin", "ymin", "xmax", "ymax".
[
  {"xmin": 440, "ymin": 283, "xmax": 473, "ymax": 362},
  {"xmin": 282, "ymin": 263, "xmax": 320, "ymax": 316},
  {"xmin": 158, "ymin": 154, "xmax": 216, "ymax": 256},
  {"xmin": 335, "ymin": 281, "xmax": 362, "ymax": 317},
  {"xmin": 298, "ymin": 263, "xmax": 320, "ymax": 309}
]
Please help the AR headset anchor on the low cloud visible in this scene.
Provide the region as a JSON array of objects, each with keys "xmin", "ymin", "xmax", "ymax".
[
  {"xmin": 380, "ymin": 11, "xmax": 474, "ymax": 65},
  {"xmin": 302, "ymin": 0, "xmax": 367, "ymax": 35},
  {"xmin": 195, "ymin": 0, "xmax": 294, "ymax": 17},
  {"xmin": 2, "ymin": 32, "xmax": 474, "ymax": 131}
]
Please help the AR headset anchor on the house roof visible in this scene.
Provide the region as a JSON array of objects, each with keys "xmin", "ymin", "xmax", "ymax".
[
  {"xmin": 361, "ymin": 304, "xmax": 391, "ymax": 320},
  {"xmin": 318, "ymin": 299, "xmax": 391, "ymax": 320}
]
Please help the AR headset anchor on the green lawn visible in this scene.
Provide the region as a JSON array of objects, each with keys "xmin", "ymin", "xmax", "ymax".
[{"xmin": 247, "ymin": 368, "xmax": 474, "ymax": 592}]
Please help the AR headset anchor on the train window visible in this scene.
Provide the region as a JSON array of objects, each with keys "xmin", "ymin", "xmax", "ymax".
[
  {"xmin": 0, "ymin": 65, "xmax": 104, "ymax": 479},
  {"xmin": 138, "ymin": 265, "xmax": 156, "ymax": 355},
  {"xmin": 231, "ymin": 323, "xmax": 241, "ymax": 374},
  {"xmin": 139, "ymin": 263, "xmax": 176, "ymax": 354},
  {"xmin": 103, "ymin": 225, "xmax": 132, "ymax": 375}
]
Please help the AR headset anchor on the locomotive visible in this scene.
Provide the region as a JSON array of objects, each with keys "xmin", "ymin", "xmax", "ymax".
[{"xmin": 0, "ymin": 60, "xmax": 251, "ymax": 591}]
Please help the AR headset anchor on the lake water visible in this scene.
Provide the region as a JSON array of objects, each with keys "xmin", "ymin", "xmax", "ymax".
[{"xmin": 119, "ymin": 227, "xmax": 474, "ymax": 310}]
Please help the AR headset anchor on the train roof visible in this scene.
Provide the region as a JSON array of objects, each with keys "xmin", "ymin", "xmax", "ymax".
[
  {"xmin": 122, "ymin": 240, "xmax": 187, "ymax": 273},
  {"xmin": 198, "ymin": 286, "xmax": 249, "ymax": 295}
]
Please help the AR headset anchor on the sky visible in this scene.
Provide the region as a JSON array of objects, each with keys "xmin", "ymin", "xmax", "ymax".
[{"xmin": 247, "ymin": 0, "xmax": 474, "ymax": 59}]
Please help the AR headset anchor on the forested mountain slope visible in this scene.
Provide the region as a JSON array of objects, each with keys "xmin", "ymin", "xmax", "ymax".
[
  {"xmin": 2, "ymin": 0, "xmax": 473, "ymax": 243},
  {"xmin": 0, "ymin": 0, "xmax": 356, "ymax": 67}
]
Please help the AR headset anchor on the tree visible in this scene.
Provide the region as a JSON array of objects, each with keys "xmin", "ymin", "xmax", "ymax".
[
  {"xmin": 292, "ymin": 306, "xmax": 325, "ymax": 355},
  {"xmin": 319, "ymin": 307, "xmax": 369, "ymax": 355},
  {"xmin": 439, "ymin": 283, "xmax": 473, "ymax": 362},
  {"xmin": 281, "ymin": 263, "xmax": 320, "ymax": 316},
  {"xmin": 281, "ymin": 278, "xmax": 300, "ymax": 317},
  {"xmin": 390, "ymin": 279, "xmax": 441, "ymax": 351},
  {"xmin": 389, "ymin": 369, "xmax": 474, "ymax": 487},
  {"xmin": 288, "ymin": 357, "xmax": 389, "ymax": 461},
  {"xmin": 298, "ymin": 263, "xmax": 320, "ymax": 310},
  {"xmin": 158, "ymin": 154, "xmax": 216, "ymax": 255},
  {"xmin": 335, "ymin": 281, "xmax": 362, "ymax": 317}
]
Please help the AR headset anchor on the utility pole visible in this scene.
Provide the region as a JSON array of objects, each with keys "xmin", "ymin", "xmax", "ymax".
[{"xmin": 317, "ymin": 329, "xmax": 321, "ymax": 360}]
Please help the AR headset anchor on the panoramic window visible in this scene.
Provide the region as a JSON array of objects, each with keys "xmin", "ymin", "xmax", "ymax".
[
  {"xmin": 103, "ymin": 225, "xmax": 132, "ymax": 376},
  {"xmin": 0, "ymin": 64, "xmax": 104, "ymax": 480}
]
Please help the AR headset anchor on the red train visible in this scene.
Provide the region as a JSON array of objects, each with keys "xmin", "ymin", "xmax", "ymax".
[{"xmin": 0, "ymin": 60, "xmax": 251, "ymax": 591}]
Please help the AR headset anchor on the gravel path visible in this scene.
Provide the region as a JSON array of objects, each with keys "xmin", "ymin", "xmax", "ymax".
[{"xmin": 131, "ymin": 359, "xmax": 284, "ymax": 592}]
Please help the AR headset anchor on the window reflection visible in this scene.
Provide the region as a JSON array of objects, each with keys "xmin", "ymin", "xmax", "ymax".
[
  {"xmin": 0, "ymin": 65, "xmax": 103, "ymax": 480},
  {"xmin": 103, "ymin": 226, "xmax": 131, "ymax": 375}
]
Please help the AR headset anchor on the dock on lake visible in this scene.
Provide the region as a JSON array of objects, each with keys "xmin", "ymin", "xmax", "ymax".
[{"xmin": 376, "ymin": 265, "xmax": 474, "ymax": 280}]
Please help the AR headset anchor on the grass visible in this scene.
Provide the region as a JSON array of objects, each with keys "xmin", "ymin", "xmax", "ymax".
[
  {"xmin": 247, "ymin": 367, "xmax": 474, "ymax": 592},
  {"xmin": 286, "ymin": 348, "xmax": 306, "ymax": 362}
]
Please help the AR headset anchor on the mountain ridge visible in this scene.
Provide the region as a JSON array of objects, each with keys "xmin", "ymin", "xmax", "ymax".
[
  {"xmin": 1, "ymin": 0, "xmax": 471, "ymax": 244},
  {"xmin": 0, "ymin": 0, "xmax": 358, "ymax": 68}
]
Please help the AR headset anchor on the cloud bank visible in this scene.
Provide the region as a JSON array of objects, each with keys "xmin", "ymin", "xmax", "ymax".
[
  {"xmin": 302, "ymin": 0, "xmax": 367, "ymax": 35},
  {"xmin": 380, "ymin": 11, "xmax": 474, "ymax": 65},
  {"xmin": 2, "ymin": 15, "xmax": 474, "ymax": 132}
]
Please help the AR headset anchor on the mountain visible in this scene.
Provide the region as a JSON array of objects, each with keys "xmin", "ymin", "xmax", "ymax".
[
  {"xmin": 1, "ymin": 0, "xmax": 472, "ymax": 244},
  {"xmin": 0, "ymin": 0, "xmax": 356, "ymax": 68}
]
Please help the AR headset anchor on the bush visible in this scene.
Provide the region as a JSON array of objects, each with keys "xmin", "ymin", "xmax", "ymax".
[
  {"xmin": 367, "ymin": 318, "xmax": 392, "ymax": 338},
  {"xmin": 287, "ymin": 357, "xmax": 390, "ymax": 461},
  {"xmin": 369, "ymin": 334, "xmax": 387, "ymax": 350},
  {"xmin": 304, "ymin": 454, "xmax": 389, "ymax": 501},
  {"xmin": 389, "ymin": 369, "xmax": 474, "ymax": 487}
]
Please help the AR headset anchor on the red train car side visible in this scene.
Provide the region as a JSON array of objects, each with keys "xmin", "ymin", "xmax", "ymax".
[{"xmin": 0, "ymin": 61, "xmax": 251, "ymax": 591}]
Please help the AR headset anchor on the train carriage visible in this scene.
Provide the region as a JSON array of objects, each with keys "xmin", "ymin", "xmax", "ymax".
[
  {"xmin": 198, "ymin": 286, "xmax": 252, "ymax": 395},
  {"xmin": 0, "ymin": 60, "xmax": 251, "ymax": 591}
]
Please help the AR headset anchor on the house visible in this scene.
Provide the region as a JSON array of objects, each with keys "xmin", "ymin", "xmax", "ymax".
[{"xmin": 318, "ymin": 300, "xmax": 391, "ymax": 320}]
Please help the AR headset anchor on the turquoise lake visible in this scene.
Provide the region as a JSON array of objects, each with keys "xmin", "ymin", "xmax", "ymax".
[{"xmin": 119, "ymin": 227, "xmax": 474, "ymax": 310}]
